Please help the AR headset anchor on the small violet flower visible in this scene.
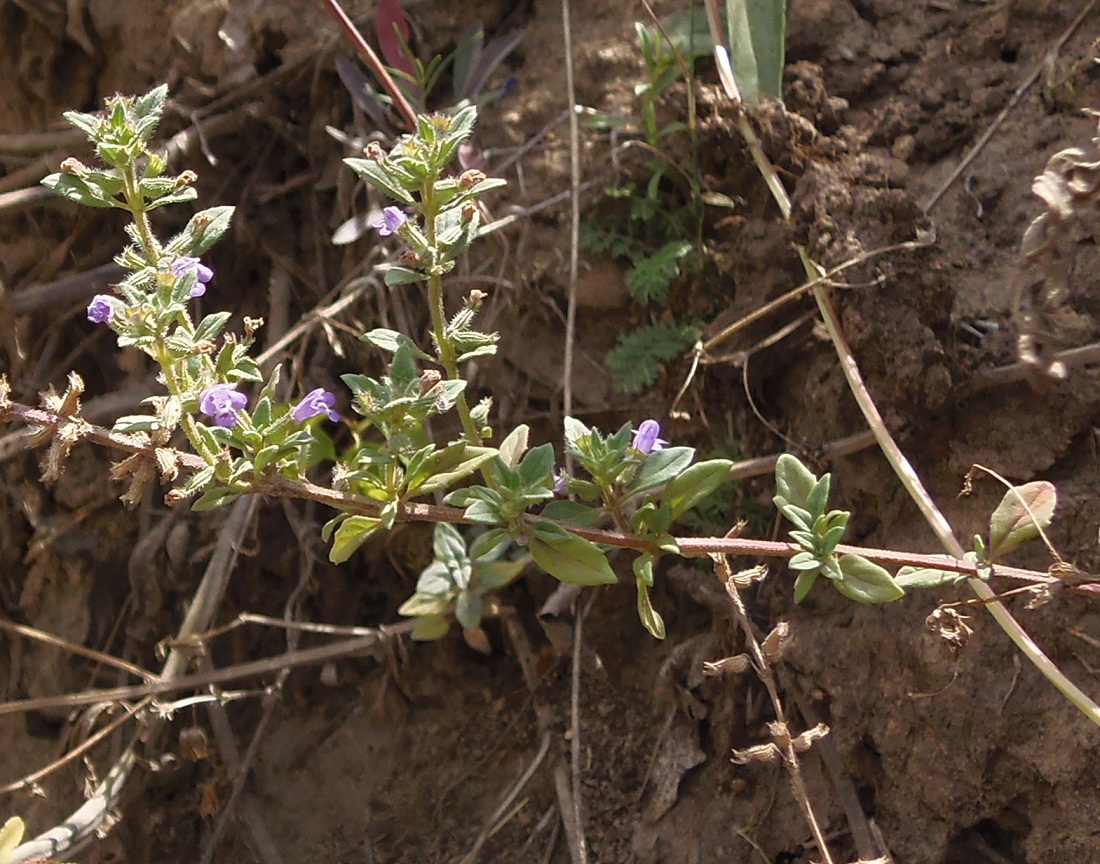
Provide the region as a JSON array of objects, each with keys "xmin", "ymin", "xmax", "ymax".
[
  {"xmin": 87, "ymin": 294, "xmax": 113, "ymax": 324},
  {"xmin": 199, "ymin": 384, "xmax": 248, "ymax": 428},
  {"xmin": 291, "ymin": 388, "xmax": 340, "ymax": 424},
  {"xmin": 553, "ymin": 470, "xmax": 570, "ymax": 495},
  {"xmin": 372, "ymin": 206, "xmax": 408, "ymax": 237},
  {"xmin": 632, "ymin": 419, "xmax": 668, "ymax": 455},
  {"xmin": 171, "ymin": 256, "xmax": 214, "ymax": 298}
]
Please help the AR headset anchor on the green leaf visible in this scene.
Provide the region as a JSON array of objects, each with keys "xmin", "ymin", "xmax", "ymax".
[
  {"xmin": 182, "ymin": 206, "xmax": 235, "ymax": 255},
  {"xmin": 194, "ymin": 311, "xmax": 232, "ymax": 343},
  {"xmin": 329, "ymin": 515, "xmax": 381, "ymax": 563},
  {"xmin": 253, "ymin": 444, "xmax": 282, "ymax": 474},
  {"xmin": 433, "ymin": 522, "xmax": 468, "ymax": 566},
  {"xmin": 519, "ymin": 442, "xmax": 555, "ymax": 488},
  {"xmin": 633, "ymin": 552, "xmax": 655, "ymax": 587},
  {"xmin": 624, "ymin": 239, "xmax": 693, "ymax": 303},
  {"xmin": 411, "ymin": 614, "xmax": 451, "ymax": 641},
  {"xmin": 41, "ymin": 173, "xmax": 122, "ymax": 208},
  {"xmin": 564, "ymin": 416, "xmax": 591, "ymax": 446},
  {"xmin": 146, "ymin": 187, "xmax": 199, "ymax": 210},
  {"xmin": 192, "ymin": 487, "xmax": 240, "ymax": 511},
  {"xmin": 793, "ymin": 568, "xmax": 818, "ymax": 603},
  {"xmin": 606, "ymin": 321, "xmax": 702, "ymax": 394},
  {"xmin": 411, "ymin": 445, "xmax": 498, "ymax": 496},
  {"xmin": 362, "ymin": 328, "xmax": 434, "ymax": 360},
  {"xmin": 778, "ymin": 503, "xmax": 814, "ymax": 532},
  {"xmin": 132, "ymin": 84, "xmax": 168, "ymax": 132},
  {"xmin": 724, "ymin": 0, "xmax": 786, "ymax": 103},
  {"xmin": 988, "ymin": 481, "xmax": 1057, "ymax": 560},
  {"xmin": 663, "ymin": 459, "xmax": 732, "ymax": 521},
  {"xmin": 835, "ymin": 554, "xmax": 905, "ymax": 604},
  {"xmin": 113, "ymin": 414, "xmax": 161, "ymax": 434},
  {"xmin": 455, "ymin": 590, "xmax": 484, "ymax": 629},
  {"xmin": 895, "ymin": 564, "xmax": 966, "ymax": 590},
  {"xmin": 465, "ymin": 499, "xmax": 502, "ymax": 524},
  {"xmin": 344, "ymin": 157, "xmax": 416, "ymax": 204},
  {"xmin": 788, "ymin": 551, "xmax": 821, "ymax": 571},
  {"xmin": 498, "ymin": 424, "xmax": 529, "ymax": 468},
  {"xmin": 806, "ymin": 474, "xmax": 831, "ymax": 519},
  {"xmin": 478, "ymin": 558, "xmax": 525, "ymax": 590},
  {"xmin": 63, "ymin": 109, "xmax": 101, "ymax": 138},
  {"xmin": 456, "ymin": 344, "xmax": 498, "ymax": 363},
  {"xmin": 540, "ymin": 500, "xmax": 605, "ymax": 527},
  {"xmin": 775, "ymin": 454, "xmax": 817, "ymax": 511},
  {"xmin": 399, "ymin": 592, "xmax": 453, "ymax": 616},
  {"xmin": 630, "ymin": 446, "xmax": 695, "ymax": 495},
  {"xmin": 529, "ymin": 522, "xmax": 618, "ymax": 586},
  {"xmin": 381, "ymin": 265, "xmax": 426, "ymax": 286},
  {"xmin": 631, "ymin": 500, "xmax": 672, "ymax": 537},
  {"xmin": 470, "ymin": 528, "xmax": 511, "ymax": 561},
  {"xmin": 438, "ymin": 104, "xmax": 478, "ymax": 165},
  {"xmin": 636, "ymin": 579, "xmax": 666, "ymax": 639}
]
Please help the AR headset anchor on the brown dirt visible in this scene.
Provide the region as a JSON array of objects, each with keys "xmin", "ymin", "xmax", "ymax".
[{"xmin": 3, "ymin": 0, "xmax": 1100, "ymax": 862}]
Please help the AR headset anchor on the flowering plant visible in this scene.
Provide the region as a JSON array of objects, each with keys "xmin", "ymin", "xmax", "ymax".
[{"xmin": 33, "ymin": 86, "xmax": 738, "ymax": 643}]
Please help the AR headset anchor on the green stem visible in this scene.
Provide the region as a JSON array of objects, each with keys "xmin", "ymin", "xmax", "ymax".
[
  {"xmin": 422, "ymin": 177, "xmax": 481, "ymax": 447},
  {"xmin": 122, "ymin": 164, "xmax": 158, "ymax": 262}
]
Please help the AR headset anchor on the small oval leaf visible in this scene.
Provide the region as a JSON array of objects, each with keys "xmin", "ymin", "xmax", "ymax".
[{"xmin": 988, "ymin": 481, "xmax": 1057, "ymax": 560}]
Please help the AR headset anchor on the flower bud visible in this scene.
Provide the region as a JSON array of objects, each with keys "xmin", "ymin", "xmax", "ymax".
[
  {"xmin": 174, "ymin": 170, "xmax": 198, "ymax": 189},
  {"xmin": 461, "ymin": 201, "xmax": 477, "ymax": 224},
  {"xmin": 191, "ymin": 340, "xmax": 217, "ymax": 355},
  {"xmin": 467, "ymin": 289, "xmax": 487, "ymax": 308},
  {"xmin": 399, "ymin": 250, "xmax": 421, "ymax": 267},
  {"xmin": 365, "ymin": 141, "xmax": 386, "ymax": 162}
]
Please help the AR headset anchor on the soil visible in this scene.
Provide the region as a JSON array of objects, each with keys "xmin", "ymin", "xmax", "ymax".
[{"xmin": 3, "ymin": 0, "xmax": 1100, "ymax": 862}]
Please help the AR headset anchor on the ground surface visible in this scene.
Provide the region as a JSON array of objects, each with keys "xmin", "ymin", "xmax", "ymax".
[{"xmin": 2, "ymin": 0, "xmax": 1100, "ymax": 862}]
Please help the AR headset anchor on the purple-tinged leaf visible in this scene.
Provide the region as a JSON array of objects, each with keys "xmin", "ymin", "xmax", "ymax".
[
  {"xmin": 334, "ymin": 55, "xmax": 391, "ymax": 129},
  {"xmin": 376, "ymin": 0, "xmax": 414, "ymax": 78}
]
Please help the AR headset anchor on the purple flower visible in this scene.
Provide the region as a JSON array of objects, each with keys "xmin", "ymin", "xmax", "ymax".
[
  {"xmin": 291, "ymin": 388, "xmax": 340, "ymax": 423},
  {"xmin": 171, "ymin": 256, "xmax": 214, "ymax": 298},
  {"xmin": 87, "ymin": 294, "xmax": 113, "ymax": 324},
  {"xmin": 632, "ymin": 419, "xmax": 668, "ymax": 455},
  {"xmin": 553, "ymin": 470, "xmax": 569, "ymax": 495},
  {"xmin": 199, "ymin": 384, "xmax": 248, "ymax": 428},
  {"xmin": 372, "ymin": 206, "xmax": 408, "ymax": 237}
]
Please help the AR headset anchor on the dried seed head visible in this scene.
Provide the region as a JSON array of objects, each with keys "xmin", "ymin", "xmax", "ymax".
[
  {"xmin": 702, "ymin": 654, "xmax": 751, "ymax": 677},
  {"xmin": 459, "ymin": 169, "xmax": 486, "ymax": 189},
  {"xmin": 243, "ymin": 316, "xmax": 264, "ymax": 339},
  {"xmin": 761, "ymin": 621, "xmax": 791, "ymax": 661},
  {"xmin": 730, "ymin": 742, "xmax": 780, "ymax": 765},
  {"xmin": 419, "ymin": 369, "xmax": 442, "ymax": 393},
  {"xmin": 164, "ymin": 487, "xmax": 190, "ymax": 506}
]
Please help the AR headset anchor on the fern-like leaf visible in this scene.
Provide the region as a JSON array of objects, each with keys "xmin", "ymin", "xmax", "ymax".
[
  {"xmin": 625, "ymin": 240, "xmax": 694, "ymax": 304},
  {"xmin": 606, "ymin": 320, "xmax": 701, "ymax": 393}
]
